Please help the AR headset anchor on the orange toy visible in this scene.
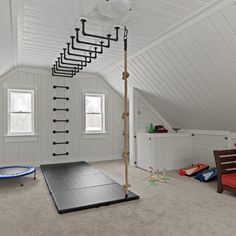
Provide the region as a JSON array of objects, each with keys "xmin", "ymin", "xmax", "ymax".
[{"xmin": 178, "ymin": 163, "xmax": 209, "ymax": 176}]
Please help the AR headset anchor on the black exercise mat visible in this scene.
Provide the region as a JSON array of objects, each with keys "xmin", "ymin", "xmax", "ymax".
[{"xmin": 41, "ymin": 161, "xmax": 139, "ymax": 213}]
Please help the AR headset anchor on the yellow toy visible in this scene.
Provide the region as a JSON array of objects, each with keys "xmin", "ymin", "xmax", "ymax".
[{"xmin": 148, "ymin": 167, "xmax": 171, "ymax": 184}]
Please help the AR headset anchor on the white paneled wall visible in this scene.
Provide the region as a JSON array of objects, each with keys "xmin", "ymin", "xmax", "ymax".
[
  {"xmin": 0, "ymin": 68, "xmax": 123, "ymax": 166},
  {"xmin": 192, "ymin": 135, "xmax": 227, "ymax": 166},
  {"xmin": 134, "ymin": 90, "xmax": 171, "ymax": 133},
  {"xmin": 187, "ymin": 130, "xmax": 230, "ymax": 167}
]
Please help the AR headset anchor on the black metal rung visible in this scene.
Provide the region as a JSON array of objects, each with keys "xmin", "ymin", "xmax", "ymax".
[
  {"xmin": 53, "ymin": 130, "xmax": 69, "ymax": 134},
  {"xmin": 81, "ymin": 19, "xmax": 120, "ymax": 42},
  {"xmin": 53, "ymin": 97, "xmax": 69, "ymax": 100},
  {"xmin": 53, "ymin": 152, "xmax": 69, "ymax": 156},
  {"xmin": 53, "ymin": 108, "xmax": 69, "ymax": 112},
  {"xmin": 52, "ymin": 67, "xmax": 73, "ymax": 78},
  {"xmin": 53, "ymin": 85, "xmax": 69, "ymax": 90},
  {"xmin": 53, "ymin": 141, "xmax": 69, "ymax": 145},
  {"xmin": 53, "ymin": 119, "xmax": 69, "ymax": 123}
]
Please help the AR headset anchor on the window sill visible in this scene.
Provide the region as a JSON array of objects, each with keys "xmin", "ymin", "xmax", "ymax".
[
  {"xmin": 4, "ymin": 134, "xmax": 39, "ymax": 142},
  {"xmin": 83, "ymin": 132, "xmax": 108, "ymax": 139}
]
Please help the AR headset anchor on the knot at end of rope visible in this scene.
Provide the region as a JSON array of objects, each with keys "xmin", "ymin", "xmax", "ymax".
[{"xmin": 122, "ymin": 184, "xmax": 131, "ymax": 191}]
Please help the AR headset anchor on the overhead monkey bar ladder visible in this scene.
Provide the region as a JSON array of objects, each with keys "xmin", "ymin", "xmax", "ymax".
[{"xmin": 51, "ymin": 19, "xmax": 120, "ymax": 77}]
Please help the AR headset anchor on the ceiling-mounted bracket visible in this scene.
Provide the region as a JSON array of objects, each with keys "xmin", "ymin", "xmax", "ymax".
[
  {"xmin": 67, "ymin": 43, "xmax": 97, "ymax": 60},
  {"xmin": 81, "ymin": 19, "xmax": 120, "ymax": 41},
  {"xmin": 57, "ymin": 58, "xmax": 79, "ymax": 73},
  {"xmin": 67, "ymin": 43, "xmax": 92, "ymax": 59},
  {"xmin": 51, "ymin": 67, "xmax": 73, "ymax": 78},
  {"xmin": 54, "ymin": 63, "xmax": 76, "ymax": 75},
  {"xmin": 59, "ymin": 54, "xmax": 84, "ymax": 69},
  {"xmin": 63, "ymin": 48, "xmax": 89, "ymax": 65},
  {"xmin": 71, "ymin": 36, "xmax": 104, "ymax": 54},
  {"xmin": 75, "ymin": 28, "xmax": 111, "ymax": 48}
]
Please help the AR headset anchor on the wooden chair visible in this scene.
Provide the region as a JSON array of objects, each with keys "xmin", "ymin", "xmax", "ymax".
[{"xmin": 214, "ymin": 149, "xmax": 236, "ymax": 194}]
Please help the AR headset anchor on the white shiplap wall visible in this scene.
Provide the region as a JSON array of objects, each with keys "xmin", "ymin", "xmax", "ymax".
[
  {"xmin": 101, "ymin": 0, "xmax": 236, "ymax": 132},
  {"xmin": 134, "ymin": 89, "xmax": 172, "ymax": 133},
  {"xmin": 192, "ymin": 134, "xmax": 228, "ymax": 166},
  {"xmin": 182, "ymin": 129, "xmax": 230, "ymax": 166},
  {"xmin": 0, "ymin": 67, "xmax": 123, "ymax": 166}
]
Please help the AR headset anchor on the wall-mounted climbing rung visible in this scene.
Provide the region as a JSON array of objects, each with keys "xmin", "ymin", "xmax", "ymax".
[
  {"xmin": 53, "ymin": 85, "xmax": 69, "ymax": 89},
  {"xmin": 53, "ymin": 130, "xmax": 69, "ymax": 134},
  {"xmin": 53, "ymin": 152, "xmax": 69, "ymax": 156},
  {"xmin": 53, "ymin": 108, "xmax": 69, "ymax": 112},
  {"xmin": 53, "ymin": 141, "xmax": 69, "ymax": 145},
  {"xmin": 53, "ymin": 119, "xmax": 69, "ymax": 123},
  {"xmin": 53, "ymin": 97, "xmax": 69, "ymax": 100}
]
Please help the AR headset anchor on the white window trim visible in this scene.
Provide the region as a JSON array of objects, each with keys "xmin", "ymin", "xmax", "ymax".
[
  {"xmin": 7, "ymin": 89, "xmax": 35, "ymax": 136},
  {"xmin": 4, "ymin": 85, "xmax": 38, "ymax": 140},
  {"xmin": 84, "ymin": 92, "xmax": 106, "ymax": 135}
]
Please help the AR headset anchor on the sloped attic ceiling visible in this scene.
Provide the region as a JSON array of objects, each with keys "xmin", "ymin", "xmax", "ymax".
[
  {"xmin": 1, "ymin": 0, "xmax": 235, "ymax": 132},
  {"xmin": 0, "ymin": 0, "xmax": 15, "ymax": 75},
  {"xmin": 0, "ymin": 0, "xmax": 215, "ymax": 77},
  {"xmin": 101, "ymin": 0, "xmax": 236, "ymax": 132}
]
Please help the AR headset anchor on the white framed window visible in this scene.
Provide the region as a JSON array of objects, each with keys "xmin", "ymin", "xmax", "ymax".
[
  {"xmin": 7, "ymin": 89, "xmax": 35, "ymax": 136},
  {"xmin": 85, "ymin": 93, "xmax": 105, "ymax": 133}
]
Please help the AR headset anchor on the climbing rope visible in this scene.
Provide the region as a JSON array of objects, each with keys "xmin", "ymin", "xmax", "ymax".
[{"xmin": 122, "ymin": 26, "xmax": 130, "ymax": 198}]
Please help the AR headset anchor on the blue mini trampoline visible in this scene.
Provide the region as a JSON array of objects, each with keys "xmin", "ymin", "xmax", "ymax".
[{"xmin": 0, "ymin": 166, "xmax": 36, "ymax": 186}]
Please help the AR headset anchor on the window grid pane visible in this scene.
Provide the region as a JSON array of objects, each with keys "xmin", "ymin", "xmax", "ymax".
[
  {"xmin": 86, "ymin": 114, "xmax": 102, "ymax": 132},
  {"xmin": 10, "ymin": 92, "xmax": 32, "ymax": 112},
  {"xmin": 8, "ymin": 89, "xmax": 34, "ymax": 134},
  {"xmin": 85, "ymin": 95, "xmax": 102, "ymax": 113},
  {"xmin": 85, "ymin": 93, "xmax": 105, "ymax": 133},
  {"xmin": 10, "ymin": 113, "xmax": 32, "ymax": 133}
]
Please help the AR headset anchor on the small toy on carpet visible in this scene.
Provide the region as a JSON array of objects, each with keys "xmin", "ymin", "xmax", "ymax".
[
  {"xmin": 150, "ymin": 181, "xmax": 158, "ymax": 186},
  {"xmin": 195, "ymin": 167, "xmax": 217, "ymax": 182},
  {"xmin": 148, "ymin": 167, "xmax": 171, "ymax": 186},
  {"xmin": 178, "ymin": 163, "xmax": 209, "ymax": 176}
]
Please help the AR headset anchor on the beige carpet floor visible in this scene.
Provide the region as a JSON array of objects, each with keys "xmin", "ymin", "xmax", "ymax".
[{"xmin": 0, "ymin": 160, "xmax": 235, "ymax": 236}]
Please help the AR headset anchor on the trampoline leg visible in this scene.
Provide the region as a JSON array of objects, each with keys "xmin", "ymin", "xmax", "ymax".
[
  {"xmin": 20, "ymin": 177, "xmax": 24, "ymax": 186},
  {"xmin": 34, "ymin": 170, "xmax": 36, "ymax": 180}
]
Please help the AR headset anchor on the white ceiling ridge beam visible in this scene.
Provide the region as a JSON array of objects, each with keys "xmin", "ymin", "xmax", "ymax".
[
  {"xmin": 10, "ymin": 0, "xmax": 24, "ymax": 68},
  {"xmin": 99, "ymin": 0, "xmax": 235, "ymax": 74}
]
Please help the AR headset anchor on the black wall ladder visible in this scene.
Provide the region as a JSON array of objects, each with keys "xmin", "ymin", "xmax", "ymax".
[{"xmin": 52, "ymin": 84, "xmax": 70, "ymax": 157}]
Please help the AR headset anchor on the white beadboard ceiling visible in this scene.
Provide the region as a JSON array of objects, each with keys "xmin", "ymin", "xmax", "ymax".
[
  {"xmin": 0, "ymin": 0, "xmax": 14, "ymax": 75},
  {"xmin": 102, "ymin": 0, "xmax": 236, "ymax": 131},
  {"xmin": 0, "ymin": 0, "xmax": 216, "ymax": 76}
]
